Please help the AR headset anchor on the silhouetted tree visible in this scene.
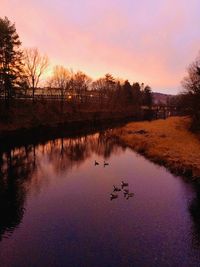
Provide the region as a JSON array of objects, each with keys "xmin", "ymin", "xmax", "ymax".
[
  {"xmin": 142, "ymin": 85, "xmax": 153, "ymax": 108},
  {"xmin": 47, "ymin": 65, "xmax": 72, "ymax": 111},
  {"xmin": 122, "ymin": 80, "xmax": 133, "ymax": 105},
  {"xmin": 72, "ymin": 71, "xmax": 91, "ymax": 104},
  {"xmin": 113, "ymin": 81, "xmax": 123, "ymax": 108},
  {"xmin": 48, "ymin": 65, "xmax": 71, "ymax": 97},
  {"xmin": 92, "ymin": 78, "xmax": 107, "ymax": 107},
  {"xmin": 182, "ymin": 52, "xmax": 200, "ymax": 130},
  {"xmin": 91, "ymin": 74, "xmax": 117, "ymax": 107},
  {"xmin": 132, "ymin": 82, "xmax": 141, "ymax": 106},
  {"xmin": 105, "ymin": 73, "xmax": 115, "ymax": 90},
  {"xmin": 0, "ymin": 17, "xmax": 23, "ymax": 105},
  {"xmin": 104, "ymin": 73, "xmax": 117, "ymax": 106},
  {"xmin": 23, "ymin": 47, "xmax": 49, "ymax": 101}
]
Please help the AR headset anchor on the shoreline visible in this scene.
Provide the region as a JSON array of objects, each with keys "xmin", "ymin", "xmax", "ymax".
[
  {"xmin": 108, "ymin": 116, "xmax": 200, "ymax": 181},
  {"xmin": 0, "ymin": 100, "xmax": 144, "ymax": 143},
  {"xmin": 0, "ymin": 115, "xmax": 134, "ymax": 150},
  {"xmin": 1, "ymin": 111, "xmax": 197, "ymax": 182}
]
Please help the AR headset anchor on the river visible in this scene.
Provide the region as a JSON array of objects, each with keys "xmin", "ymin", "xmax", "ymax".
[{"xmin": 0, "ymin": 129, "xmax": 200, "ymax": 267}]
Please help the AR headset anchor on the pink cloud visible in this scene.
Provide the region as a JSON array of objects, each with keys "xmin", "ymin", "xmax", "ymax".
[{"xmin": 1, "ymin": 0, "xmax": 200, "ymax": 93}]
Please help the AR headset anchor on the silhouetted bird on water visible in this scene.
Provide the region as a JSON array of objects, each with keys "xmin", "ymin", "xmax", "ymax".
[
  {"xmin": 123, "ymin": 189, "xmax": 129, "ymax": 196},
  {"xmin": 113, "ymin": 185, "xmax": 121, "ymax": 192},
  {"xmin": 124, "ymin": 189, "xmax": 129, "ymax": 194},
  {"xmin": 104, "ymin": 161, "xmax": 109, "ymax": 167},
  {"xmin": 126, "ymin": 193, "xmax": 134, "ymax": 199},
  {"xmin": 110, "ymin": 193, "xmax": 118, "ymax": 200},
  {"xmin": 121, "ymin": 181, "xmax": 128, "ymax": 188},
  {"xmin": 95, "ymin": 160, "xmax": 99, "ymax": 166}
]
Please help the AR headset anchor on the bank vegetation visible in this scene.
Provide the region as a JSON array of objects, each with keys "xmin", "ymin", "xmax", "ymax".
[{"xmin": 110, "ymin": 116, "xmax": 200, "ymax": 180}]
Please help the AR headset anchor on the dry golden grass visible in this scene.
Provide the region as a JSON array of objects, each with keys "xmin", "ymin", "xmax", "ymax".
[{"xmin": 113, "ymin": 116, "xmax": 200, "ymax": 179}]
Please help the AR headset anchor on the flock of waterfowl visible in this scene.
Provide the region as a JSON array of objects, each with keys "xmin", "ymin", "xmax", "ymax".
[
  {"xmin": 94, "ymin": 160, "xmax": 135, "ymax": 201},
  {"xmin": 111, "ymin": 181, "xmax": 134, "ymax": 200}
]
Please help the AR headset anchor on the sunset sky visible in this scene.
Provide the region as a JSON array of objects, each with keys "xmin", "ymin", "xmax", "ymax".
[{"xmin": 1, "ymin": 0, "xmax": 200, "ymax": 94}]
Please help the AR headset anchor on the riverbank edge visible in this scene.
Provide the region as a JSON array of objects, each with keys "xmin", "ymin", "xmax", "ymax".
[
  {"xmin": 0, "ymin": 115, "xmax": 135, "ymax": 149},
  {"xmin": 108, "ymin": 116, "xmax": 200, "ymax": 182},
  {"xmin": 0, "ymin": 99, "xmax": 155, "ymax": 143}
]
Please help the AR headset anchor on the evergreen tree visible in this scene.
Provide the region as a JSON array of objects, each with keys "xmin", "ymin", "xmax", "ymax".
[
  {"xmin": 142, "ymin": 85, "xmax": 153, "ymax": 108},
  {"xmin": 132, "ymin": 82, "xmax": 141, "ymax": 105},
  {"xmin": 122, "ymin": 80, "xmax": 133, "ymax": 104},
  {"xmin": 0, "ymin": 17, "xmax": 23, "ymax": 104}
]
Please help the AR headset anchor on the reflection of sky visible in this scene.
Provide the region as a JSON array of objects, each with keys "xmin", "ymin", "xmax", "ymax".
[
  {"xmin": 1, "ymin": 135, "xmax": 200, "ymax": 266},
  {"xmin": 1, "ymin": 0, "xmax": 200, "ymax": 93}
]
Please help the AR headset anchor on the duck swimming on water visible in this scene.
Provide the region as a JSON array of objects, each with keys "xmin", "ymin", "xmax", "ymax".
[
  {"xmin": 95, "ymin": 160, "xmax": 99, "ymax": 166},
  {"xmin": 104, "ymin": 161, "xmax": 109, "ymax": 167},
  {"xmin": 121, "ymin": 181, "xmax": 128, "ymax": 188},
  {"xmin": 123, "ymin": 189, "xmax": 129, "ymax": 196},
  {"xmin": 113, "ymin": 185, "xmax": 121, "ymax": 192},
  {"xmin": 110, "ymin": 193, "xmax": 118, "ymax": 200},
  {"xmin": 126, "ymin": 193, "xmax": 134, "ymax": 199}
]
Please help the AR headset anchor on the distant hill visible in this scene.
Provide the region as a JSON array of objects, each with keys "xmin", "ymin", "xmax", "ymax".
[{"xmin": 152, "ymin": 92, "xmax": 175, "ymax": 105}]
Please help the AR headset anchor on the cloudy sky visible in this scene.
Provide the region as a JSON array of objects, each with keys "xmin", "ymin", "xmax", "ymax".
[{"xmin": 1, "ymin": 0, "xmax": 200, "ymax": 93}]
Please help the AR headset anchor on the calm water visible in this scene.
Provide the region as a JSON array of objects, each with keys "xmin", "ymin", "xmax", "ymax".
[{"xmin": 0, "ymin": 130, "xmax": 200, "ymax": 267}]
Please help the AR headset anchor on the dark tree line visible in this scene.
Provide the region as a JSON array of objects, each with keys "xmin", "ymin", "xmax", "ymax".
[
  {"xmin": 90, "ymin": 76, "xmax": 153, "ymax": 108},
  {"xmin": 0, "ymin": 16, "xmax": 153, "ymax": 112}
]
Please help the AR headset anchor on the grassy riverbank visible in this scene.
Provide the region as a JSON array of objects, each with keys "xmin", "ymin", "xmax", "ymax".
[{"xmin": 111, "ymin": 116, "xmax": 200, "ymax": 180}]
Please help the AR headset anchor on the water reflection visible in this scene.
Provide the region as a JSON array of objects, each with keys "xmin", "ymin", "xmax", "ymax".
[
  {"xmin": 189, "ymin": 184, "xmax": 200, "ymax": 248},
  {"xmin": 1, "ymin": 129, "xmax": 200, "ymax": 266},
  {"xmin": 0, "ymin": 146, "xmax": 36, "ymax": 240},
  {"xmin": 0, "ymin": 131, "xmax": 125, "ymax": 240}
]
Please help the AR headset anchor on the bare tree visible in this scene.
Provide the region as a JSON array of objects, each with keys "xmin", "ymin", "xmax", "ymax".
[
  {"xmin": 47, "ymin": 65, "xmax": 72, "ymax": 111},
  {"xmin": 182, "ymin": 52, "xmax": 200, "ymax": 130},
  {"xmin": 92, "ymin": 78, "xmax": 107, "ymax": 108},
  {"xmin": 72, "ymin": 71, "xmax": 91, "ymax": 104},
  {"xmin": 48, "ymin": 65, "xmax": 72, "ymax": 98},
  {"xmin": 23, "ymin": 48, "xmax": 49, "ymax": 101}
]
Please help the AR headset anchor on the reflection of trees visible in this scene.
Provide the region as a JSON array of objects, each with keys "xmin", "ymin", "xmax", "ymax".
[
  {"xmin": 189, "ymin": 184, "xmax": 200, "ymax": 248},
  {"xmin": 98, "ymin": 131, "xmax": 126, "ymax": 159},
  {"xmin": 0, "ymin": 131, "xmax": 125, "ymax": 240},
  {"xmin": 0, "ymin": 146, "xmax": 36, "ymax": 240},
  {"xmin": 36, "ymin": 132, "xmax": 125, "ymax": 176}
]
